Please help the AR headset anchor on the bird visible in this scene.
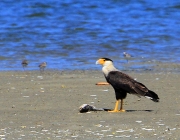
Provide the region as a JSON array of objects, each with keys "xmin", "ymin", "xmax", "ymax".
[
  {"xmin": 39, "ymin": 62, "xmax": 47, "ymax": 72},
  {"xmin": 21, "ymin": 60, "xmax": 28, "ymax": 70},
  {"xmin": 123, "ymin": 52, "xmax": 132, "ymax": 63},
  {"xmin": 96, "ymin": 58, "xmax": 159, "ymax": 112}
]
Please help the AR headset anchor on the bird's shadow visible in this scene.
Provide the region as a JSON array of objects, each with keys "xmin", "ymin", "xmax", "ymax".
[
  {"xmin": 79, "ymin": 104, "xmax": 153, "ymax": 113},
  {"xmin": 125, "ymin": 110, "xmax": 153, "ymax": 112},
  {"xmin": 103, "ymin": 109, "xmax": 153, "ymax": 112}
]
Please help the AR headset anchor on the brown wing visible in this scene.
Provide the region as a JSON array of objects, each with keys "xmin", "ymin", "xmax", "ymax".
[{"xmin": 106, "ymin": 71, "xmax": 149, "ymax": 96}]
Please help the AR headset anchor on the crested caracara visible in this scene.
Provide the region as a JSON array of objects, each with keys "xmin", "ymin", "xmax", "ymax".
[{"xmin": 96, "ymin": 58, "xmax": 159, "ymax": 112}]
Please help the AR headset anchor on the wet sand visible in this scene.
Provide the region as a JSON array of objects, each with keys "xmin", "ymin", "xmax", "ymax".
[{"xmin": 0, "ymin": 70, "xmax": 179, "ymax": 139}]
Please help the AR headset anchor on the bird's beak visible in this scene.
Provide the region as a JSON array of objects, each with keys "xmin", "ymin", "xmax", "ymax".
[
  {"xmin": 96, "ymin": 59, "xmax": 104, "ymax": 65},
  {"xmin": 96, "ymin": 60, "xmax": 100, "ymax": 65}
]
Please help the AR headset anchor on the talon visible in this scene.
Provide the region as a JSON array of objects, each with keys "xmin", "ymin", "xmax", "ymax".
[{"xmin": 119, "ymin": 109, "xmax": 126, "ymax": 112}]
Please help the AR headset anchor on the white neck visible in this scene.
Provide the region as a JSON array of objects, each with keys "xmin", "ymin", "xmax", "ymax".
[{"xmin": 102, "ymin": 61, "xmax": 118, "ymax": 76}]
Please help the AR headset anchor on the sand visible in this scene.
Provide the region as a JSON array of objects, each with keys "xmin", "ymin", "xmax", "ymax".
[{"xmin": 0, "ymin": 70, "xmax": 179, "ymax": 139}]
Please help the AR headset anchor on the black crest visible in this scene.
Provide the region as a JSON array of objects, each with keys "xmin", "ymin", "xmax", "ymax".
[{"xmin": 101, "ymin": 58, "xmax": 113, "ymax": 62}]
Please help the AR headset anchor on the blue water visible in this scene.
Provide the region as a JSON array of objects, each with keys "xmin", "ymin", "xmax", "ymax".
[{"xmin": 0, "ymin": 0, "xmax": 180, "ymax": 71}]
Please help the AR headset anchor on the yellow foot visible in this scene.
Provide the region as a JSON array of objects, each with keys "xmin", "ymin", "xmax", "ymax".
[
  {"xmin": 108, "ymin": 110, "xmax": 126, "ymax": 113},
  {"xmin": 119, "ymin": 109, "xmax": 126, "ymax": 112}
]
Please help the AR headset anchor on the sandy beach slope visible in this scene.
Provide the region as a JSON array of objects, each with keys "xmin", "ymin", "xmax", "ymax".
[{"xmin": 0, "ymin": 70, "xmax": 179, "ymax": 139}]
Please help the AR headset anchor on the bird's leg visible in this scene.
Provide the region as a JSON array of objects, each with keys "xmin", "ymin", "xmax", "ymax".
[
  {"xmin": 108, "ymin": 100, "xmax": 121, "ymax": 112},
  {"xmin": 119, "ymin": 99, "xmax": 125, "ymax": 112}
]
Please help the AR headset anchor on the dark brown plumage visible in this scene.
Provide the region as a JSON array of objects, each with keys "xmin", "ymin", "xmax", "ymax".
[
  {"xmin": 96, "ymin": 58, "xmax": 159, "ymax": 112},
  {"xmin": 106, "ymin": 71, "xmax": 159, "ymax": 102}
]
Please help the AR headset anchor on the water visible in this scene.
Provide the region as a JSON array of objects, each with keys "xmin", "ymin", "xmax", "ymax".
[{"xmin": 0, "ymin": 0, "xmax": 180, "ymax": 71}]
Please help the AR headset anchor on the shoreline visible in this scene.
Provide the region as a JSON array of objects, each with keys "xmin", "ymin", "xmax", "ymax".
[
  {"xmin": 1, "ymin": 60, "xmax": 180, "ymax": 73},
  {"xmin": 0, "ymin": 70, "xmax": 179, "ymax": 139}
]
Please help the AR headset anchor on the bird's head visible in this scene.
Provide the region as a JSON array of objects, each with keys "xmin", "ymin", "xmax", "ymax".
[
  {"xmin": 96, "ymin": 58, "xmax": 113, "ymax": 66},
  {"xmin": 96, "ymin": 58, "xmax": 117, "ymax": 76}
]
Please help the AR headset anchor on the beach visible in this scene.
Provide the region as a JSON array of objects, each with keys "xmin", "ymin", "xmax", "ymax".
[
  {"xmin": 1, "ymin": 1, "xmax": 180, "ymax": 139},
  {"xmin": 0, "ymin": 70, "xmax": 179, "ymax": 139}
]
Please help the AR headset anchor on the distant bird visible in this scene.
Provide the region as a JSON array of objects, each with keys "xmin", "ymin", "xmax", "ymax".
[
  {"xmin": 21, "ymin": 60, "xmax": 28, "ymax": 70},
  {"xmin": 39, "ymin": 62, "xmax": 47, "ymax": 72},
  {"xmin": 96, "ymin": 58, "xmax": 159, "ymax": 112},
  {"xmin": 123, "ymin": 52, "xmax": 132, "ymax": 63}
]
